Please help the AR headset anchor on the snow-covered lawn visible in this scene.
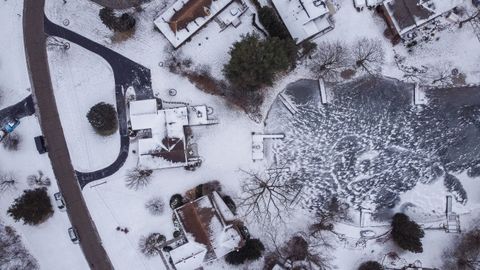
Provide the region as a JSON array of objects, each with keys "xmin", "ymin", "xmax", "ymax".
[
  {"xmin": 0, "ymin": 117, "xmax": 89, "ymax": 270},
  {"xmin": 0, "ymin": 1, "xmax": 31, "ymax": 107},
  {"xmin": 47, "ymin": 41, "xmax": 119, "ymax": 172}
]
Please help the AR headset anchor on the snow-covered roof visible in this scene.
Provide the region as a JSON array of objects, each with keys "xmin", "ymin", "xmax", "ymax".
[
  {"xmin": 169, "ymin": 240, "xmax": 207, "ymax": 270},
  {"xmin": 383, "ymin": 0, "xmax": 464, "ymax": 35},
  {"xmin": 170, "ymin": 192, "xmax": 243, "ymax": 268},
  {"xmin": 129, "ymin": 99, "xmax": 191, "ymax": 169},
  {"xmin": 272, "ymin": 0, "xmax": 333, "ymax": 44},
  {"xmin": 129, "ymin": 99, "xmax": 157, "ymax": 116},
  {"xmin": 154, "ymin": 0, "xmax": 234, "ymax": 48}
]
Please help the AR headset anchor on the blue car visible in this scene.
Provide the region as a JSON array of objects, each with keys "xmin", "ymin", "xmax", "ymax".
[{"xmin": 3, "ymin": 119, "xmax": 20, "ymax": 133}]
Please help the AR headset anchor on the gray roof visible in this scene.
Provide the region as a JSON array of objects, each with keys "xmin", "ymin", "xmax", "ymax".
[{"xmin": 387, "ymin": 0, "xmax": 434, "ymax": 31}]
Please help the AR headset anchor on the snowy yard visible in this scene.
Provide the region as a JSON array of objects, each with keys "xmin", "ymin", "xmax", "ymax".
[
  {"xmin": 0, "ymin": 117, "xmax": 89, "ymax": 270},
  {"xmin": 2, "ymin": 0, "xmax": 479, "ymax": 268},
  {"xmin": 47, "ymin": 41, "xmax": 119, "ymax": 172}
]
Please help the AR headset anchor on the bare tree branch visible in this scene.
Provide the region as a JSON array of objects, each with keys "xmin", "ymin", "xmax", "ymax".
[{"xmin": 352, "ymin": 38, "xmax": 385, "ymax": 74}]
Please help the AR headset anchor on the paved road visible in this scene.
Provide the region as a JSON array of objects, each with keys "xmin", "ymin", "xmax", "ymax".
[
  {"xmin": 43, "ymin": 17, "xmax": 153, "ymax": 188},
  {"xmin": 88, "ymin": 0, "xmax": 151, "ymax": 9},
  {"xmin": 0, "ymin": 95, "xmax": 35, "ymax": 126},
  {"xmin": 23, "ymin": 0, "xmax": 114, "ymax": 269}
]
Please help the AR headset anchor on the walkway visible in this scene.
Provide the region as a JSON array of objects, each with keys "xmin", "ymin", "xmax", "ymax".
[
  {"xmin": 43, "ymin": 17, "xmax": 153, "ymax": 188},
  {"xmin": 0, "ymin": 95, "xmax": 35, "ymax": 126},
  {"xmin": 88, "ymin": 0, "xmax": 151, "ymax": 9},
  {"xmin": 23, "ymin": 0, "xmax": 114, "ymax": 269}
]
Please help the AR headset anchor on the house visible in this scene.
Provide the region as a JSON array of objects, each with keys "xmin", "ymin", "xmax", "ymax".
[
  {"xmin": 379, "ymin": 0, "xmax": 464, "ymax": 43},
  {"xmin": 128, "ymin": 99, "xmax": 215, "ymax": 170},
  {"xmin": 167, "ymin": 191, "xmax": 245, "ymax": 270},
  {"xmin": 154, "ymin": 0, "xmax": 238, "ymax": 48},
  {"xmin": 271, "ymin": 0, "xmax": 336, "ymax": 44}
]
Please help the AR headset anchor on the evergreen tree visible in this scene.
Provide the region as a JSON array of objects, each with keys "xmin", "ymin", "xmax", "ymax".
[
  {"xmin": 99, "ymin": 8, "xmax": 116, "ymax": 31},
  {"xmin": 7, "ymin": 188, "xmax": 53, "ymax": 225},
  {"xmin": 86, "ymin": 102, "xmax": 118, "ymax": 136},
  {"xmin": 358, "ymin": 260, "xmax": 383, "ymax": 270},
  {"xmin": 225, "ymin": 238, "xmax": 265, "ymax": 265},
  {"xmin": 391, "ymin": 213, "xmax": 424, "ymax": 253},
  {"xmin": 223, "ymin": 34, "xmax": 292, "ymax": 91}
]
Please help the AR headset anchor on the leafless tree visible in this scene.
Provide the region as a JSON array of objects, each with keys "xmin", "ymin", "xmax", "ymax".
[
  {"xmin": 2, "ymin": 132, "xmax": 21, "ymax": 151},
  {"xmin": 310, "ymin": 41, "xmax": 350, "ymax": 81},
  {"xmin": 443, "ymin": 227, "xmax": 480, "ymax": 270},
  {"xmin": 138, "ymin": 233, "xmax": 166, "ymax": 257},
  {"xmin": 309, "ymin": 197, "xmax": 349, "ymax": 249},
  {"xmin": 145, "ymin": 197, "xmax": 164, "ymax": 216},
  {"xmin": 125, "ymin": 167, "xmax": 153, "ymax": 190},
  {"xmin": 265, "ymin": 232, "xmax": 333, "ymax": 270},
  {"xmin": 239, "ymin": 168, "xmax": 302, "ymax": 225},
  {"xmin": 0, "ymin": 225, "xmax": 39, "ymax": 269},
  {"xmin": 27, "ymin": 171, "xmax": 51, "ymax": 187},
  {"xmin": 352, "ymin": 38, "xmax": 385, "ymax": 74},
  {"xmin": 0, "ymin": 173, "xmax": 17, "ymax": 193}
]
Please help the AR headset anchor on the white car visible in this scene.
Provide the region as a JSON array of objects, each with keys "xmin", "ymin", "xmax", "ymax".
[
  {"xmin": 68, "ymin": 227, "xmax": 79, "ymax": 244},
  {"xmin": 54, "ymin": 192, "xmax": 66, "ymax": 211}
]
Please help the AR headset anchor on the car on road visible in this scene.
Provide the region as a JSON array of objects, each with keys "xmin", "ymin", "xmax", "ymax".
[
  {"xmin": 54, "ymin": 192, "xmax": 66, "ymax": 211},
  {"xmin": 68, "ymin": 227, "xmax": 79, "ymax": 244}
]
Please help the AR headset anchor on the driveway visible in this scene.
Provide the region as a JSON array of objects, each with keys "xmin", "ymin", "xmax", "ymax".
[
  {"xmin": 0, "ymin": 95, "xmax": 35, "ymax": 126},
  {"xmin": 23, "ymin": 0, "xmax": 114, "ymax": 269},
  {"xmin": 43, "ymin": 17, "xmax": 153, "ymax": 188}
]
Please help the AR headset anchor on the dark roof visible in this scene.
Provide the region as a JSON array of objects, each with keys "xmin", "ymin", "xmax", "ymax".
[
  {"xmin": 147, "ymin": 137, "xmax": 187, "ymax": 163},
  {"xmin": 387, "ymin": 0, "xmax": 434, "ymax": 31},
  {"xmin": 169, "ymin": 0, "xmax": 213, "ymax": 33}
]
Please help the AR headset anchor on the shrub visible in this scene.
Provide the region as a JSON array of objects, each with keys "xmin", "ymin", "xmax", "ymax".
[
  {"xmin": 99, "ymin": 8, "xmax": 136, "ymax": 32},
  {"xmin": 391, "ymin": 213, "xmax": 424, "ymax": 253},
  {"xmin": 145, "ymin": 197, "xmax": 164, "ymax": 215},
  {"xmin": 0, "ymin": 172, "xmax": 17, "ymax": 193},
  {"xmin": 27, "ymin": 170, "xmax": 51, "ymax": 187},
  {"xmin": 223, "ymin": 34, "xmax": 293, "ymax": 91},
  {"xmin": 169, "ymin": 194, "xmax": 184, "ymax": 209},
  {"xmin": 358, "ymin": 261, "xmax": 383, "ymax": 270},
  {"xmin": 7, "ymin": 188, "xmax": 53, "ymax": 225},
  {"xmin": 138, "ymin": 233, "xmax": 166, "ymax": 256},
  {"xmin": 444, "ymin": 173, "xmax": 468, "ymax": 204},
  {"xmin": 258, "ymin": 7, "xmax": 290, "ymax": 40},
  {"xmin": 225, "ymin": 238, "xmax": 265, "ymax": 265},
  {"xmin": 2, "ymin": 132, "xmax": 21, "ymax": 151},
  {"xmin": 86, "ymin": 102, "xmax": 118, "ymax": 136}
]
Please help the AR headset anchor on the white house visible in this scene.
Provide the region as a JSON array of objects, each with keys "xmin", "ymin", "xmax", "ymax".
[
  {"xmin": 271, "ymin": 0, "xmax": 335, "ymax": 44},
  {"xmin": 129, "ymin": 99, "xmax": 214, "ymax": 170}
]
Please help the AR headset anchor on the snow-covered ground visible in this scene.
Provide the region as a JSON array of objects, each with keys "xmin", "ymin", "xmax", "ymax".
[
  {"xmin": 0, "ymin": 117, "xmax": 89, "ymax": 270},
  {"xmin": 1, "ymin": 1, "xmax": 88, "ymax": 269},
  {"xmin": 47, "ymin": 41, "xmax": 119, "ymax": 172},
  {"xmin": 0, "ymin": 0, "xmax": 31, "ymax": 107},
  {"xmin": 6, "ymin": 0, "xmax": 479, "ymax": 269}
]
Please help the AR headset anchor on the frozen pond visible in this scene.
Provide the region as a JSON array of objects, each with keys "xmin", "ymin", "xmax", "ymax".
[{"xmin": 265, "ymin": 76, "xmax": 480, "ymax": 212}]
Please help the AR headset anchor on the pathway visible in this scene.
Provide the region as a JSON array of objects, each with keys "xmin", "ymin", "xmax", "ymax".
[{"xmin": 43, "ymin": 17, "xmax": 153, "ymax": 188}]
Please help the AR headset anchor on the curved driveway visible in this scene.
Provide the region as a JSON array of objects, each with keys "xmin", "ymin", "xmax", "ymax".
[{"xmin": 43, "ymin": 17, "xmax": 153, "ymax": 188}]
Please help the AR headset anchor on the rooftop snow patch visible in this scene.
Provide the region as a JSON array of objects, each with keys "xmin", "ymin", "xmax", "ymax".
[
  {"xmin": 272, "ymin": 0, "xmax": 334, "ymax": 44},
  {"xmin": 154, "ymin": 0, "xmax": 234, "ymax": 48},
  {"xmin": 170, "ymin": 192, "xmax": 244, "ymax": 269},
  {"xmin": 383, "ymin": 0, "xmax": 464, "ymax": 35},
  {"xmin": 129, "ymin": 99, "xmax": 212, "ymax": 169}
]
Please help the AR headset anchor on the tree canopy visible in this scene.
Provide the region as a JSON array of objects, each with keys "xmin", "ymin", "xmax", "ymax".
[
  {"xmin": 225, "ymin": 238, "xmax": 265, "ymax": 265},
  {"xmin": 223, "ymin": 34, "xmax": 294, "ymax": 91},
  {"xmin": 7, "ymin": 188, "xmax": 53, "ymax": 225},
  {"xmin": 86, "ymin": 102, "xmax": 118, "ymax": 136},
  {"xmin": 391, "ymin": 213, "xmax": 425, "ymax": 253}
]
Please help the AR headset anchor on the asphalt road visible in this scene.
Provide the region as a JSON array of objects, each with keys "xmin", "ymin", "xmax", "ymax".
[
  {"xmin": 23, "ymin": 0, "xmax": 114, "ymax": 269},
  {"xmin": 43, "ymin": 17, "xmax": 153, "ymax": 188},
  {"xmin": 0, "ymin": 95, "xmax": 35, "ymax": 126}
]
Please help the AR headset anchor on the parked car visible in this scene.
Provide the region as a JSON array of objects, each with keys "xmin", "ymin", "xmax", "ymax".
[
  {"xmin": 54, "ymin": 192, "xmax": 66, "ymax": 211},
  {"xmin": 68, "ymin": 227, "xmax": 79, "ymax": 244},
  {"xmin": 34, "ymin": 135, "xmax": 47, "ymax": 154},
  {"xmin": 3, "ymin": 119, "xmax": 20, "ymax": 133}
]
